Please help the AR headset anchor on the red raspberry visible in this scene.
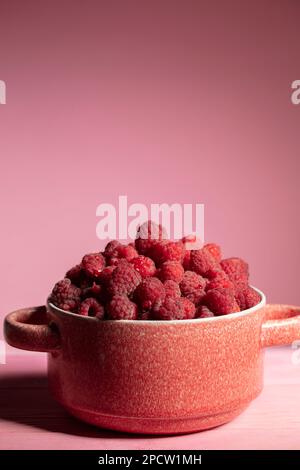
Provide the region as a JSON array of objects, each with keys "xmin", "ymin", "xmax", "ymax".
[
  {"xmin": 65, "ymin": 264, "xmax": 92, "ymax": 289},
  {"xmin": 234, "ymin": 279, "xmax": 250, "ymax": 294},
  {"xmin": 186, "ymin": 291, "xmax": 205, "ymax": 306},
  {"xmin": 220, "ymin": 258, "xmax": 249, "ymax": 285},
  {"xmin": 190, "ymin": 248, "xmax": 219, "ymax": 278},
  {"xmin": 182, "ymin": 249, "xmax": 191, "ymax": 270},
  {"xmin": 107, "ymin": 261, "xmax": 142, "ymax": 297},
  {"xmin": 99, "ymin": 265, "xmax": 116, "ymax": 284},
  {"xmin": 206, "ymin": 268, "xmax": 224, "ymax": 279},
  {"xmin": 180, "ymin": 271, "xmax": 206, "ymax": 295},
  {"xmin": 203, "ymin": 288, "xmax": 240, "ymax": 316},
  {"xmin": 107, "ymin": 295, "xmax": 138, "ymax": 320},
  {"xmin": 164, "ymin": 280, "xmax": 181, "ymax": 298},
  {"xmin": 135, "ymin": 220, "xmax": 167, "ymax": 255},
  {"xmin": 81, "ymin": 282, "xmax": 102, "ymax": 300},
  {"xmin": 134, "ymin": 277, "xmax": 165, "ymax": 311},
  {"xmin": 117, "ymin": 244, "xmax": 139, "ymax": 261},
  {"xmin": 182, "ymin": 234, "xmax": 203, "ymax": 250},
  {"xmin": 206, "ymin": 271, "xmax": 234, "ymax": 291},
  {"xmin": 206, "ymin": 278, "xmax": 234, "ymax": 291},
  {"xmin": 50, "ymin": 279, "xmax": 81, "ymax": 312},
  {"xmin": 107, "ymin": 244, "xmax": 138, "ymax": 265},
  {"xmin": 152, "ymin": 296, "xmax": 184, "ymax": 320},
  {"xmin": 181, "ymin": 297, "xmax": 196, "ymax": 319},
  {"xmin": 82, "ymin": 253, "xmax": 105, "ymax": 278},
  {"xmin": 235, "ymin": 286, "xmax": 261, "ymax": 310},
  {"xmin": 182, "ymin": 234, "xmax": 197, "ymax": 244},
  {"xmin": 157, "ymin": 261, "xmax": 184, "ymax": 283},
  {"xmin": 149, "ymin": 240, "xmax": 184, "ymax": 266},
  {"xmin": 65, "ymin": 264, "xmax": 83, "ymax": 286},
  {"xmin": 130, "ymin": 255, "xmax": 156, "ymax": 278},
  {"xmin": 139, "ymin": 311, "xmax": 152, "ymax": 320},
  {"xmin": 98, "ymin": 267, "xmax": 116, "ymax": 302},
  {"xmin": 152, "ymin": 297, "xmax": 192, "ymax": 320},
  {"xmin": 104, "ymin": 240, "xmax": 121, "ymax": 257},
  {"xmin": 204, "ymin": 243, "xmax": 222, "ymax": 262},
  {"xmin": 196, "ymin": 305, "xmax": 215, "ymax": 318},
  {"xmin": 79, "ymin": 298, "xmax": 105, "ymax": 319}
]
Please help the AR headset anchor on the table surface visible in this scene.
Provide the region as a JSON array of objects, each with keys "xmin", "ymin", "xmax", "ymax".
[{"xmin": 0, "ymin": 347, "xmax": 299, "ymax": 450}]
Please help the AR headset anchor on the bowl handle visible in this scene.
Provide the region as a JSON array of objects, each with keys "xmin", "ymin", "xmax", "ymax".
[
  {"xmin": 4, "ymin": 306, "xmax": 61, "ymax": 352},
  {"xmin": 261, "ymin": 304, "xmax": 300, "ymax": 347}
]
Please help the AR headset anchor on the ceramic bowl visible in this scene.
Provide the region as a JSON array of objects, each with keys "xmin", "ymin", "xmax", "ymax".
[{"xmin": 4, "ymin": 287, "xmax": 300, "ymax": 434}]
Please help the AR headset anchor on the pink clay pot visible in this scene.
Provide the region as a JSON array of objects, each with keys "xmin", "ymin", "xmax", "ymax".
[{"xmin": 4, "ymin": 287, "xmax": 300, "ymax": 434}]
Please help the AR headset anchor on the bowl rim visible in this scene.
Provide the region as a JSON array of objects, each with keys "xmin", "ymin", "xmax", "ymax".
[{"xmin": 47, "ymin": 286, "xmax": 266, "ymax": 325}]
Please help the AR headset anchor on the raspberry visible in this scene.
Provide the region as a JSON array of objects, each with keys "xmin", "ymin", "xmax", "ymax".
[
  {"xmin": 186, "ymin": 291, "xmax": 206, "ymax": 305},
  {"xmin": 98, "ymin": 267, "xmax": 116, "ymax": 302},
  {"xmin": 50, "ymin": 279, "xmax": 81, "ymax": 312},
  {"xmin": 99, "ymin": 265, "xmax": 116, "ymax": 284},
  {"xmin": 196, "ymin": 305, "xmax": 215, "ymax": 318},
  {"xmin": 182, "ymin": 234, "xmax": 197, "ymax": 244},
  {"xmin": 206, "ymin": 268, "xmax": 224, "ymax": 279},
  {"xmin": 107, "ymin": 261, "xmax": 142, "ymax": 297},
  {"xmin": 107, "ymin": 244, "xmax": 138, "ymax": 265},
  {"xmin": 190, "ymin": 248, "xmax": 219, "ymax": 278},
  {"xmin": 149, "ymin": 240, "xmax": 184, "ymax": 266},
  {"xmin": 203, "ymin": 288, "xmax": 240, "ymax": 316},
  {"xmin": 134, "ymin": 277, "xmax": 165, "ymax": 311},
  {"xmin": 130, "ymin": 255, "xmax": 156, "ymax": 278},
  {"xmin": 107, "ymin": 295, "xmax": 138, "ymax": 320},
  {"xmin": 104, "ymin": 240, "xmax": 121, "ymax": 257},
  {"xmin": 139, "ymin": 311, "xmax": 152, "ymax": 320},
  {"xmin": 182, "ymin": 234, "xmax": 196, "ymax": 246},
  {"xmin": 65, "ymin": 264, "xmax": 83, "ymax": 286},
  {"xmin": 81, "ymin": 282, "xmax": 102, "ymax": 300},
  {"xmin": 206, "ymin": 278, "xmax": 234, "ymax": 291},
  {"xmin": 182, "ymin": 234, "xmax": 203, "ymax": 250},
  {"xmin": 204, "ymin": 243, "xmax": 222, "ymax": 262},
  {"xmin": 65, "ymin": 264, "xmax": 92, "ymax": 289},
  {"xmin": 82, "ymin": 253, "xmax": 105, "ymax": 278},
  {"xmin": 117, "ymin": 245, "xmax": 139, "ymax": 261},
  {"xmin": 235, "ymin": 286, "xmax": 261, "ymax": 310},
  {"xmin": 220, "ymin": 258, "xmax": 249, "ymax": 285},
  {"xmin": 157, "ymin": 261, "xmax": 184, "ymax": 283},
  {"xmin": 182, "ymin": 249, "xmax": 191, "ymax": 270},
  {"xmin": 179, "ymin": 271, "xmax": 206, "ymax": 304},
  {"xmin": 135, "ymin": 220, "xmax": 167, "ymax": 255},
  {"xmin": 164, "ymin": 280, "xmax": 181, "ymax": 298},
  {"xmin": 206, "ymin": 271, "xmax": 234, "ymax": 291},
  {"xmin": 79, "ymin": 298, "xmax": 105, "ymax": 319},
  {"xmin": 152, "ymin": 296, "xmax": 184, "ymax": 320},
  {"xmin": 152, "ymin": 297, "xmax": 191, "ymax": 320},
  {"xmin": 181, "ymin": 297, "xmax": 196, "ymax": 319},
  {"xmin": 180, "ymin": 271, "xmax": 206, "ymax": 296}
]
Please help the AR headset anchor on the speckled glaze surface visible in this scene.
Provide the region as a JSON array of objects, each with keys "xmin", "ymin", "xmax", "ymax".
[{"xmin": 4, "ymin": 289, "xmax": 300, "ymax": 434}]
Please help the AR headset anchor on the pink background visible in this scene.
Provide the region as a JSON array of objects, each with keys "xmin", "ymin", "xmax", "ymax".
[{"xmin": 0, "ymin": 0, "xmax": 300, "ymax": 324}]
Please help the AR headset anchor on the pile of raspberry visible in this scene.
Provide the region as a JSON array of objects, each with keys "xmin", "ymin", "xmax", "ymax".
[{"xmin": 49, "ymin": 221, "xmax": 260, "ymax": 320}]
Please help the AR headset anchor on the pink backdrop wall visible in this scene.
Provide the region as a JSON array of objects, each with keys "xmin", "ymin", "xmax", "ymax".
[{"xmin": 0, "ymin": 0, "xmax": 300, "ymax": 331}]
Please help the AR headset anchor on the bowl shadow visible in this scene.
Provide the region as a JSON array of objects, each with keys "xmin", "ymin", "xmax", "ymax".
[{"xmin": 0, "ymin": 372, "xmax": 162, "ymax": 439}]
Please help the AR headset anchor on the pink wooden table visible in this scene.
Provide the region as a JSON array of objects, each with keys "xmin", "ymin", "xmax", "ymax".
[{"xmin": 0, "ymin": 347, "xmax": 299, "ymax": 450}]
